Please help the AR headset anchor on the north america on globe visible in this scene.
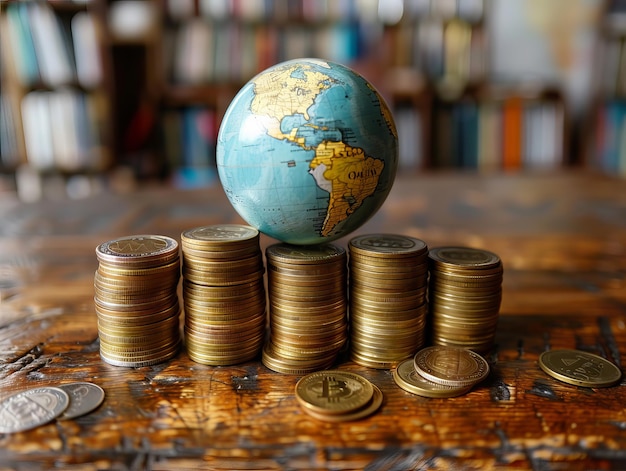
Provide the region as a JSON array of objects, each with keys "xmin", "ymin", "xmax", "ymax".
[{"xmin": 217, "ymin": 58, "xmax": 398, "ymax": 245}]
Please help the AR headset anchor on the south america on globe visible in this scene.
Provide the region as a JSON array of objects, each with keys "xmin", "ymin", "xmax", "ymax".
[{"xmin": 216, "ymin": 58, "xmax": 398, "ymax": 245}]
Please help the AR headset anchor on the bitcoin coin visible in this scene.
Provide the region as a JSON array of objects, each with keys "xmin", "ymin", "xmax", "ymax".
[
  {"xmin": 299, "ymin": 383, "xmax": 383, "ymax": 422},
  {"xmin": 539, "ymin": 349, "xmax": 622, "ymax": 388},
  {"xmin": 0, "ymin": 386, "xmax": 69, "ymax": 433},
  {"xmin": 295, "ymin": 370, "xmax": 374, "ymax": 415},
  {"xmin": 413, "ymin": 346, "xmax": 490, "ymax": 387}
]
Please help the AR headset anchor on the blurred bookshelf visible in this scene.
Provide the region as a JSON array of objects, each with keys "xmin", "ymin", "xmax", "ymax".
[
  {"xmin": 0, "ymin": 0, "xmax": 115, "ymax": 200},
  {"xmin": 0, "ymin": 0, "xmax": 623, "ymax": 201},
  {"xmin": 588, "ymin": 0, "xmax": 626, "ymax": 175}
]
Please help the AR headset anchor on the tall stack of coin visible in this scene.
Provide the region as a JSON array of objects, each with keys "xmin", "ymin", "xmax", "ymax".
[
  {"xmin": 262, "ymin": 243, "xmax": 348, "ymax": 374},
  {"xmin": 428, "ymin": 246, "xmax": 503, "ymax": 353},
  {"xmin": 181, "ymin": 225, "xmax": 266, "ymax": 365},
  {"xmin": 348, "ymin": 234, "xmax": 429, "ymax": 369},
  {"xmin": 94, "ymin": 235, "xmax": 181, "ymax": 367}
]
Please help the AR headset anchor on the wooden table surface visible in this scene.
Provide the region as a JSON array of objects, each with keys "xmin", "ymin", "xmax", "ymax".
[{"xmin": 1, "ymin": 170, "xmax": 625, "ymax": 471}]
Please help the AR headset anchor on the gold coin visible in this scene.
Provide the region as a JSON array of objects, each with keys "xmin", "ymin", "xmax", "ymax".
[
  {"xmin": 295, "ymin": 370, "xmax": 374, "ymax": 416},
  {"xmin": 349, "ymin": 234, "xmax": 428, "ymax": 258},
  {"xmin": 96, "ymin": 235, "xmax": 179, "ymax": 266},
  {"xmin": 393, "ymin": 359, "xmax": 472, "ymax": 398},
  {"xmin": 428, "ymin": 246, "xmax": 501, "ymax": 270},
  {"xmin": 186, "ymin": 342, "xmax": 262, "ymax": 366},
  {"xmin": 429, "ymin": 276, "xmax": 502, "ymax": 292},
  {"xmin": 267, "ymin": 262, "xmax": 346, "ymax": 277},
  {"xmin": 349, "ymin": 260, "xmax": 428, "ymax": 280},
  {"xmin": 413, "ymin": 346, "xmax": 490, "ymax": 387},
  {"xmin": 261, "ymin": 343, "xmax": 335, "ymax": 375},
  {"xmin": 181, "ymin": 224, "xmax": 259, "ymax": 245},
  {"xmin": 99, "ymin": 341, "xmax": 180, "ymax": 367},
  {"xmin": 183, "ymin": 253, "xmax": 263, "ymax": 272},
  {"xmin": 181, "ymin": 244, "xmax": 260, "ymax": 260},
  {"xmin": 97, "ymin": 259, "xmax": 181, "ymax": 277},
  {"xmin": 268, "ymin": 281, "xmax": 346, "ymax": 298},
  {"xmin": 94, "ymin": 295, "xmax": 180, "ymax": 315},
  {"xmin": 538, "ymin": 349, "xmax": 622, "ymax": 388},
  {"xmin": 268, "ymin": 337, "xmax": 346, "ymax": 360},
  {"xmin": 350, "ymin": 350, "xmax": 401, "ymax": 369},
  {"xmin": 94, "ymin": 270, "xmax": 179, "ymax": 289},
  {"xmin": 300, "ymin": 384, "xmax": 383, "ymax": 422},
  {"xmin": 266, "ymin": 243, "xmax": 346, "ymax": 265}
]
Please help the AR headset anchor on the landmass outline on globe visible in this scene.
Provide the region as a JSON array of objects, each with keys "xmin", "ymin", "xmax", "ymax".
[{"xmin": 217, "ymin": 58, "xmax": 398, "ymax": 245}]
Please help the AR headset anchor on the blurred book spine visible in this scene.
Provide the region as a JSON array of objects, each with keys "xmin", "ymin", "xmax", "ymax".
[
  {"xmin": 161, "ymin": 106, "xmax": 218, "ymax": 188},
  {"xmin": 591, "ymin": 2, "xmax": 626, "ymax": 175},
  {"xmin": 20, "ymin": 89, "xmax": 108, "ymax": 171},
  {"xmin": 433, "ymin": 95, "xmax": 564, "ymax": 170},
  {"xmin": 165, "ymin": 0, "xmax": 364, "ymax": 86},
  {"xmin": 594, "ymin": 100, "xmax": 626, "ymax": 174}
]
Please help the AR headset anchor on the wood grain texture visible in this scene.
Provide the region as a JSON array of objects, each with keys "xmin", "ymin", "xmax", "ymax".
[{"xmin": 1, "ymin": 171, "xmax": 625, "ymax": 470}]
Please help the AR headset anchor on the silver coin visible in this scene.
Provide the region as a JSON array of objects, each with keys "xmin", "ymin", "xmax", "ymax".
[
  {"xmin": 58, "ymin": 382, "xmax": 105, "ymax": 420},
  {"xmin": 0, "ymin": 386, "xmax": 69, "ymax": 433}
]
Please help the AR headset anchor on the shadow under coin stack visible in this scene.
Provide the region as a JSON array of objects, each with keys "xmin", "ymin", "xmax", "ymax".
[
  {"xmin": 94, "ymin": 235, "xmax": 181, "ymax": 367},
  {"xmin": 262, "ymin": 243, "xmax": 348, "ymax": 374},
  {"xmin": 181, "ymin": 225, "xmax": 266, "ymax": 365},
  {"xmin": 427, "ymin": 247, "xmax": 503, "ymax": 353},
  {"xmin": 348, "ymin": 234, "xmax": 429, "ymax": 369}
]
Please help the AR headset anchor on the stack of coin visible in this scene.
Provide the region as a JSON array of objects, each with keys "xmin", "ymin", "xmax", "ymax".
[
  {"xmin": 181, "ymin": 225, "xmax": 266, "ymax": 366},
  {"xmin": 428, "ymin": 246, "xmax": 503, "ymax": 353},
  {"xmin": 348, "ymin": 234, "xmax": 429, "ymax": 369},
  {"xmin": 94, "ymin": 235, "xmax": 181, "ymax": 367},
  {"xmin": 262, "ymin": 243, "xmax": 348, "ymax": 374},
  {"xmin": 393, "ymin": 345, "xmax": 490, "ymax": 398},
  {"xmin": 294, "ymin": 370, "xmax": 383, "ymax": 422}
]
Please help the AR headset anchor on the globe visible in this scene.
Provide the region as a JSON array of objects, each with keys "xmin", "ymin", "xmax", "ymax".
[{"xmin": 216, "ymin": 58, "xmax": 398, "ymax": 245}]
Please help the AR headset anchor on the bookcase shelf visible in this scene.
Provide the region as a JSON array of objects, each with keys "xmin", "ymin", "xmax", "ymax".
[
  {"xmin": 588, "ymin": 0, "xmax": 626, "ymax": 175},
  {"xmin": 3, "ymin": 0, "xmax": 623, "ymax": 199},
  {"xmin": 0, "ymin": 0, "xmax": 114, "ymax": 178}
]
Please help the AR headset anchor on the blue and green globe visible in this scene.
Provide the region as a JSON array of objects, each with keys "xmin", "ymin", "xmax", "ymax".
[{"xmin": 216, "ymin": 58, "xmax": 398, "ymax": 245}]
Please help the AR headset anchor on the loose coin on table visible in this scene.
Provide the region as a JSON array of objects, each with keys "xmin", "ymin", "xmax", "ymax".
[
  {"xmin": 393, "ymin": 358, "xmax": 473, "ymax": 398},
  {"xmin": 413, "ymin": 345, "xmax": 490, "ymax": 388},
  {"xmin": 539, "ymin": 349, "xmax": 622, "ymax": 388},
  {"xmin": 295, "ymin": 370, "xmax": 382, "ymax": 421},
  {"xmin": 58, "ymin": 382, "xmax": 106, "ymax": 420},
  {"xmin": 298, "ymin": 384, "xmax": 384, "ymax": 423},
  {"xmin": 0, "ymin": 386, "xmax": 69, "ymax": 433}
]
